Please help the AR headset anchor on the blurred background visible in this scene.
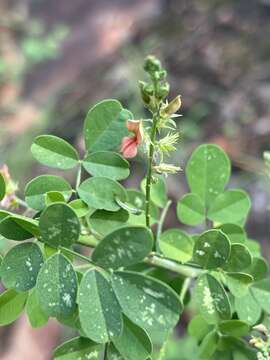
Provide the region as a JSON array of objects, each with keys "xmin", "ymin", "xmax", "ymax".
[{"xmin": 1, "ymin": 0, "xmax": 270, "ymax": 358}]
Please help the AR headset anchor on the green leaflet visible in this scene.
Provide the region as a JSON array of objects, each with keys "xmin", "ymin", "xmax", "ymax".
[
  {"xmin": 0, "ymin": 289, "xmax": 28, "ymax": 325},
  {"xmin": 39, "ymin": 203, "xmax": 80, "ymax": 248},
  {"xmin": 208, "ymin": 189, "xmax": 251, "ymax": 224},
  {"xmin": 0, "ymin": 243, "xmax": 44, "ymax": 291},
  {"xmin": 53, "ymin": 337, "xmax": 103, "ymax": 360},
  {"xmin": 193, "ymin": 229, "xmax": 230, "ymax": 269},
  {"xmin": 78, "ymin": 268, "xmax": 123, "ymax": 343},
  {"xmin": 89, "ymin": 209, "xmax": 129, "ymax": 237},
  {"xmin": 84, "ymin": 99, "xmax": 132, "ymax": 152},
  {"xmin": 251, "ymin": 278, "xmax": 270, "ymax": 314},
  {"xmin": 195, "ymin": 273, "xmax": 231, "ymax": 324},
  {"xmin": 177, "ymin": 193, "xmax": 205, "ymax": 226},
  {"xmin": 223, "ymin": 243, "xmax": 252, "ymax": 272},
  {"xmin": 198, "ymin": 330, "xmax": 219, "ymax": 360},
  {"xmin": 0, "ymin": 215, "xmax": 39, "ymax": 240},
  {"xmin": 31, "ymin": 134, "xmax": 79, "ymax": 170},
  {"xmin": 68, "ymin": 199, "xmax": 92, "ymax": 218},
  {"xmin": 0, "ymin": 173, "xmax": 6, "ymax": 201},
  {"xmin": 112, "ymin": 271, "xmax": 182, "ymax": 338},
  {"xmin": 186, "ymin": 144, "xmax": 231, "ymax": 207},
  {"xmin": 225, "ymin": 272, "xmax": 253, "ymax": 298},
  {"xmin": 141, "ymin": 176, "xmax": 167, "ymax": 208},
  {"xmin": 83, "ymin": 151, "xmax": 130, "ymax": 180},
  {"xmin": 218, "ymin": 320, "xmax": 250, "ymax": 338},
  {"xmin": 78, "ymin": 177, "xmax": 127, "ymax": 212},
  {"xmin": 246, "ymin": 257, "xmax": 269, "ymax": 281},
  {"xmin": 188, "ymin": 314, "xmax": 213, "ymax": 342},
  {"xmin": 25, "ymin": 175, "xmax": 72, "ymax": 211},
  {"xmin": 112, "ymin": 316, "xmax": 152, "ymax": 360},
  {"xmin": 235, "ymin": 290, "xmax": 261, "ymax": 325},
  {"xmin": 26, "ymin": 289, "xmax": 49, "ymax": 328},
  {"xmin": 36, "ymin": 254, "xmax": 77, "ymax": 317},
  {"xmin": 159, "ymin": 229, "xmax": 193, "ymax": 263},
  {"xmin": 217, "ymin": 223, "xmax": 247, "ymax": 244},
  {"xmin": 45, "ymin": 191, "xmax": 66, "ymax": 205},
  {"xmin": 92, "ymin": 226, "xmax": 153, "ymax": 269}
]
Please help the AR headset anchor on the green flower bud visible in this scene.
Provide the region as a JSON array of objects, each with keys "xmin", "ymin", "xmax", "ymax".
[
  {"xmin": 144, "ymin": 55, "xmax": 162, "ymax": 74},
  {"xmin": 139, "ymin": 81, "xmax": 151, "ymax": 104},
  {"xmin": 156, "ymin": 82, "xmax": 170, "ymax": 100}
]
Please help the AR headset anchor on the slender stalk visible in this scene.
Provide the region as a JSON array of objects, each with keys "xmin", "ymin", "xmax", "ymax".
[
  {"xmin": 156, "ymin": 200, "xmax": 172, "ymax": 252},
  {"xmin": 60, "ymin": 246, "xmax": 93, "ymax": 264},
  {"xmin": 145, "ymin": 112, "xmax": 159, "ymax": 227},
  {"xmin": 14, "ymin": 196, "xmax": 29, "ymax": 209},
  {"xmin": 180, "ymin": 277, "xmax": 191, "ymax": 303},
  {"xmin": 76, "ymin": 162, "xmax": 82, "ymax": 191},
  {"xmin": 103, "ymin": 343, "xmax": 108, "ymax": 360},
  {"xmin": 145, "ymin": 254, "xmax": 202, "ymax": 278}
]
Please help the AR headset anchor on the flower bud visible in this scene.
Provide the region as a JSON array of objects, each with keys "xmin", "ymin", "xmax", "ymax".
[
  {"xmin": 143, "ymin": 56, "xmax": 161, "ymax": 75},
  {"xmin": 156, "ymin": 82, "xmax": 170, "ymax": 100}
]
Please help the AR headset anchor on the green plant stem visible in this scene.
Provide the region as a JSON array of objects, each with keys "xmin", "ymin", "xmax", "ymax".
[
  {"xmin": 145, "ymin": 253, "xmax": 202, "ymax": 278},
  {"xmin": 60, "ymin": 246, "xmax": 93, "ymax": 264},
  {"xmin": 180, "ymin": 277, "xmax": 191, "ymax": 303},
  {"xmin": 156, "ymin": 199, "xmax": 172, "ymax": 252},
  {"xmin": 77, "ymin": 234, "xmax": 99, "ymax": 247},
  {"xmin": 145, "ymin": 112, "xmax": 159, "ymax": 228},
  {"xmin": 104, "ymin": 343, "xmax": 108, "ymax": 360},
  {"xmin": 14, "ymin": 196, "xmax": 29, "ymax": 209},
  {"xmin": 76, "ymin": 162, "xmax": 82, "ymax": 190}
]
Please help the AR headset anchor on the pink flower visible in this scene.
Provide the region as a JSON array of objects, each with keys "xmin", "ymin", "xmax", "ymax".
[{"xmin": 120, "ymin": 120, "xmax": 143, "ymax": 158}]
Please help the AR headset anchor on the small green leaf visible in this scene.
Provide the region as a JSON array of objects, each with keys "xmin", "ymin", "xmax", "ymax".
[
  {"xmin": 245, "ymin": 239, "xmax": 261, "ymax": 257},
  {"xmin": 0, "ymin": 243, "xmax": 43, "ymax": 291},
  {"xmin": 89, "ymin": 209, "xmax": 129, "ymax": 237},
  {"xmin": 0, "ymin": 215, "xmax": 39, "ymax": 240},
  {"xmin": 208, "ymin": 190, "xmax": 251, "ymax": 224},
  {"xmin": 26, "ymin": 289, "xmax": 49, "ymax": 328},
  {"xmin": 199, "ymin": 330, "xmax": 219, "ymax": 360},
  {"xmin": 177, "ymin": 193, "xmax": 205, "ymax": 226},
  {"xmin": 0, "ymin": 289, "xmax": 28, "ymax": 325},
  {"xmin": 217, "ymin": 223, "xmax": 246, "ymax": 244},
  {"xmin": 78, "ymin": 177, "xmax": 127, "ymax": 212},
  {"xmin": 92, "ymin": 226, "xmax": 153, "ymax": 269},
  {"xmin": 78, "ymin": 268, "xmax": 123, "ymax": 343},
  {"xmin": 0, "ymin": 173, "xmax": 6, "ymax": 201},
  {"xmin": 251, "ymin": 278, "xmax": 270, "ymax": 314},
  {"xmin": 25, "ymin": 175, "xmax": 72, "ymax": 211},
  {"xmin": 31, "ymin": 135, "xmax": 79, "ymax": 170},
  {"xmin": 112, "ymin": 316, "xmax": 152, "ymax": 360},
  {"xmin": 186, "ymin": 144, "xmax": 231, "ymax": 207},
  {"xmin": 188, "ymin": 314, "xmax": 213, "ymax": 342},
  {"xmin": 235, "ymin": 291, "xmax": 261, "ymax": 325},
  {"xmin": 159, "ymin": 229, "xmax": 193, "ymax": 263},
  {"xmin": 39, "ymin": 203, "xmax": 80, "ymax": 248},
  {"xmin": 195, "ymin": 273, "xmax": 231, "ymax": 324},
  {"xmin": 36, "ymin": 254, "xmax": 77, "ymax": 317},
  {"xmin": 141, "ymin": 176, "xmax": 167, "ymax": 208},
  {"xmin": 246, "ymin": 257, "xmax": 269, "ymax": 281},
  {"xmin": 218, "ymin": 320, "xmax": 250, "ymax": 337},
  {"xmin": 68, "ymin": 199, "xmax": 92, "ymax": 218},
  {"xmin": 45, "ymin": 191, "xmax": 66, "ymax": 205},
  {"xmin": 225, "ymin": 272, "xmax": 253, "ymax": 298},
  {"xmin": 223, "ymin": 243, "xmax": 252, "ymax": 272},
  {"xmin": 53, "ymin": 337, "xmax": 103, "ymax": 360},
  {"xmin": 83, "ymin": 151, "xmax": 130, "ymax": 180},
  {"xmin": 193, "ymin": 230, "xmax": 230, "ymax": 269},
  {"xmin": 84, "ymin": 99, "xmax": 132, "ymax": 152},
  {"xmin": 112, "ymin": 271, "xmax": 182, "ymax": 338}
]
